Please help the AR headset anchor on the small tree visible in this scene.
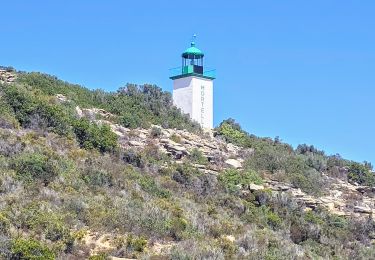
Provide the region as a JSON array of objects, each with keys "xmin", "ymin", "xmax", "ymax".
[{"xmin": 348, "ymin": 162, "xmax": 375, "ymax": 186}]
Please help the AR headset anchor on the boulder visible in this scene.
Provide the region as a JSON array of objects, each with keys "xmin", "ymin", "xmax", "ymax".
[
  {"xmin": 249, "ymin": 183, "xmax": 264, "ymax": 191},
  {"xmin": 56, "ymin": 94, "xmax": 68, "ymax": 102},
  {"xmin": 129, "ymin": 140, "xmax": 143, "ymax": 147},
  {"xmin": 75, "ymin": 106, "xmax": 83, "ymax": 118},
  {"xmin": 225, "ymin": 159, "xmax": 242, "ymax": 169}
]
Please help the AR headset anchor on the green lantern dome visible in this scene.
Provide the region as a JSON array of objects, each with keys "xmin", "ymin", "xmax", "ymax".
[{"xmin": 182, "ymin": 42, "xmax": 204, "ymax": 58}]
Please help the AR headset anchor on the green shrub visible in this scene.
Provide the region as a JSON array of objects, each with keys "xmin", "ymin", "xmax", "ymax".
[
  {"xmin": 304, "ymin": 211, "xmax": 324, "ymax": 225},
  {"xmin": 3, "ymin": 84, "xmax": 71, "ymax": 135},
  {"xmin": 218, "ymin": 237, "xmax": 238, "ymax": 258},
  {"xmin": 348, "ymin": 162, "xmax": 375, "ymax": 186},
  {"xmin": 73, "ymin": 119, "xmax": 118, "ymax": 153},
  {"xmin": 119, "ymin": 112, "xmax": 147, "ymax": 129},
  {"xmin": 265, "ymin": 210, "xmax": 282, "ymax": 230},
  {"xmin": 0, "ymin": 212, "xmax": 10, "ymax": 235},
  {"xmin": 189, "ymin": 148, "xmax": 208, "ymax": 165},
  {"xmin": 0, "ymin": 92, "xmax": 19, "ymax": 129},
  {"xmin": 169, "ymin": 217, "xmax": 189, "ymax": 240},
  {"xmin": 219, "ymin": 169, "xmax": 262, "ymax": 193},
  {"xmin": 89, "ymin": 253, "xmax": 108, "ymax": 260},
  {"xmin": 216, "ymin": 120, "xmax": 247, "ymax": 146},
  {"xmin": 12, "ymin": 153, "xmax": 59, "ymax": 185},
  {"xmin": 287, "ymin": 168, "xmax": 324, "ymax": 196},
  {"xmin": 17, "ymin": 72, "xmax": 104, "ymax": 108},
  {"xmin": 172, "ymin": 163, "xmax": 201, "ymax": 185},
  {"xmin": 11, "ymin": 238, "xmax": 55, "ymax": 260},
  {"xmin": 126, "ymin": 234, "xmax": 147, "ymax": 252},
  {"xmin": 138, "ymin": 175, "xmax": 171, "ymax": 198},
  {"xmin": 82, "ymin": 169, "xmax": 113, "ymax": 187},
  {"xmin": 170, "ymin": 133, "xmax": 182, "ymax": 144},
  {"xmin": 150, "ymin": 126, "xmax": 162, "ymax": 138}
]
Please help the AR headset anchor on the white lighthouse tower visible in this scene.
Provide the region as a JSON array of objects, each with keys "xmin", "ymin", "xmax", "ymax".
[{"xmin": 170, "ymin": 37, "xmax": 216, "ymax": 129}]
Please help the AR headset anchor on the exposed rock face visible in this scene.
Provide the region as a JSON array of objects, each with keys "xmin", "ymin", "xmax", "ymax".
[
  {"xmin": 77, "ymin": 105, "xmax": 375, "ymax": 221},
  {"xmin": 0, "ymin": 69, "xmax": 16, "ymax": 84}
]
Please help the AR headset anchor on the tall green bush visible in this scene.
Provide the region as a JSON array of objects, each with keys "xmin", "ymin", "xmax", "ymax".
[{"xmin": 73, "ymin": 119, "xmax": 118, "ymax": 153}]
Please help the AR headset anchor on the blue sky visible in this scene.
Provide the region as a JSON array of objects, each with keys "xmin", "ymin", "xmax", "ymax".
[{"xmin": 1, "ymin": 1, "xmax": 374, "ymax": 164}]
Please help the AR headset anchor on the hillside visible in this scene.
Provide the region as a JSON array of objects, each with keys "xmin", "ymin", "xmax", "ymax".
[{"xmin": 0, "ymin": 67, "xmax": 374, "ymax": 259}]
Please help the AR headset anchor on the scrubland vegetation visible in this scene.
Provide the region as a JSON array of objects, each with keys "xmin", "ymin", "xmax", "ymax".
[{"xmin": 0, "ymin": 71, "xmax": 374, "ymax": 259}]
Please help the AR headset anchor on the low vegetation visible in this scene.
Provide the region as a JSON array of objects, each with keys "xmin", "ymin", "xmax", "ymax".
[
  {"xmin": 0, "ymin": 70, "xmax": 373, "ymax": 259},
  {"xmin": 216, "ymin": 118, "xmax": 375, "ymax": 190}
]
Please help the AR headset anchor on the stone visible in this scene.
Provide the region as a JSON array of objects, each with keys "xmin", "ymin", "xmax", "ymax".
[
  {"xmin": 223, "ymin": 235, "xmax": 235, "ymax": 242},
  {"xmin": 76, "ymin": 106, "xmax": 83, "ymax": 118},
  {"xmin": 249, "ymin": 183, "xmax": 264, "ymax": 191},
  {"xmin": 225, "ymin": 159, "xmax": 242, "ymax": 169},
  {"xmin": 56, "ymin": 94, "xmax": 68, "ymax": 102},
  {"xmin": 276, "ymin": 184, "xmax": 291, "ymax": 191},
  {"xmin": 203, "ymin": 141, "xmax": 217, "ymax": 149},
  {"xmin": 291, "ymin": 188, "xmax": 305, "ymax": 198},
  {"xmin": 301, "ymin": 196, "xmax": 321, "ymax": 209},
  {"xmin": 129, "ymin": 140, "xmax": 143, "ymax": 146},
  {"xmin": 139, "ymin": 133, "xmax": 147, "ymax": 139},
  {"xmin": 226, "ymin": 143, "xmax": 238, "ymax": 153},
  {"xmin": 203, "ymin": 169, "xmax": 220, "ymax": 176},
  {"xmin": 325, "ymin": 202, "xmax": 335, "ymax": 211},
  {"xmin": 354, "ymin": 205, "xmax": 372, "ymax": 214},
  {"xmin": 193, "ymin": 164, "xmax": 207, "ymax": 170},
  {"xmin": 169, "ymin": 145, "xmax": 187, "ymax": 152}
]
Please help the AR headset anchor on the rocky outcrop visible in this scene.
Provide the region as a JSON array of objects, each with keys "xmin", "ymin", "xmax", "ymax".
[
  {"xmin": 77, "ymin": 105, "xmax": 375, "ymax": 221},
  {"xmin": 0, "ymin": 69, "xmax": 16, "ymax": 84}
]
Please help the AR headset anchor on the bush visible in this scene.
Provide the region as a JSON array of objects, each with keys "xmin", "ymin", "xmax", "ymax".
[
  {"xmin": 265, "ymin": 210, "xmax": 282, "ymax": 230},
  {"xmin": 216, "ymin": 120, "xmax": 247, "ymax": 146},
  {"xmin": 121, "ymin": 150, "xmax": 145, "ymax": 168},
  {"xmin": 11, "ymin": 238, "xmax": 55, "ymax": 260},
  {"xmin": 89, "ymin": 253, "xmax": 108, "ymax": 260},
  {"xmin": 348, "ymin": 162, "xmax": 375, "ymax": 186},
  {"xmin": 219, "ymin": 169, "xmax": 262, "ymax": 193},
  {"xmin": 0, "ymin": 132, "xmax": 24, "ymax": 156},
  {"xmin": 287, "ymin": 168, "xmax": 324, "ymax": 196},
  {"xmin": 0, "ymin": 213, "xmax": 10, "ymax": 235},
  {"xmin": 169, "ymin": 217, "xmax": 189, "ymax": 240},
  {"xmin": 189, "ymin": 148, "xmax": 208, "ymax": 165},
  {"xmin": 150, "ymin": 126, "xmax": 162, "ymax": 138},
  {"xmin": 73, "ymin": 119, "xmax": 118, "ymax": 153},
  {"xmin": 170, "ymin": 133, "xmax": 182, "ymax": 144},
  {"xmin": 126, "ymin": 234, "xmax": 147, "ymax": 252},
  {"xmin": 12, "ymin": 153, "xmax": 59, "ymax": 185},
  {"xmin": 138, "ymin": 175, "xmax": 171, "ymax": 198},
  {"xmin": 82, "ymin": 169, "xmax": 113, "ymax": 187},
  {"xmin": 17, "ymin": 73, "xmax": 201, "ymax": 132},
  {"xmin": 3, "ymin": 84, "xmax": 71, "ymax": 135}
]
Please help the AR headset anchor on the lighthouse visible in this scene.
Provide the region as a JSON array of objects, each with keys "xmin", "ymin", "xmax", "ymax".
[{"xmin": 170, "ymin": 37, "xmax": 216, "ymax": 129}]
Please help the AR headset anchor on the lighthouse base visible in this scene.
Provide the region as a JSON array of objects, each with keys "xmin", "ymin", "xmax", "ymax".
[{"xmin": 172, "ymin": 76, "xmax": 213, "ymax": 129}]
